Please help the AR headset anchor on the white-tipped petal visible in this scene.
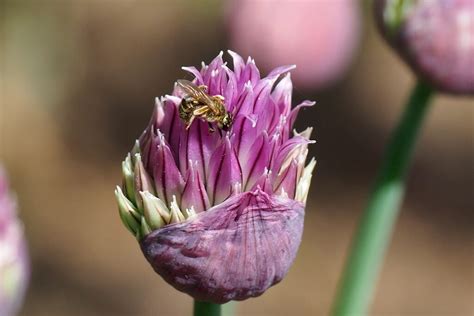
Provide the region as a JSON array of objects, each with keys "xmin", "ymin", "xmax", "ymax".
[
  {"xmin": 295, "ymin": 158, "xmax": 316, "ymax": 203},
  {"xmin": 184, "ymin": 206, "xmax": 197, "ymax": 219},
  {"xmin": 140, "ymin": 191, "xmax": 168, "ymax": 230},
  {"xmin": 121, "ymin": 154, "xmax": 136, "ymax": 204},
  {"xmin": 115, "ymin": 186, "xmax": 141, "ymax": 234},
  {"xmin": 140, "ymin": 217, "xmax": 152, "ymax": 238},
  {"xmin": 169, "ymin": 195, "xmax": 186, "ymax": 224}
]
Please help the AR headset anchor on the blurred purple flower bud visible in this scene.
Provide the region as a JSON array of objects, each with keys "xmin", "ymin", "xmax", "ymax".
[
  {"xmin": 375, "ymin": 0, "xmax": 474, "ymax": 94},
  {"xmin": 0, "ymin": 167, "xmax": 29, "ymax": 316},
  {"xmin": 116, "ymin": 51, "xmax": 316, "ymax": 303},
  {"xmin": 228, "ymin": 0, "xmax": 362, "ymax": 90}
]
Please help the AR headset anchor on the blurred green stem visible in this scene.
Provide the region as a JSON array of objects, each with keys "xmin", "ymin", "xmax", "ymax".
[
  {"xmin": 194, "ymin": 301, "xmax": 221, "ymax": 316},
  {"xmin": 332, "ymin": 81, "xmax": 433, "ymax": 316}
]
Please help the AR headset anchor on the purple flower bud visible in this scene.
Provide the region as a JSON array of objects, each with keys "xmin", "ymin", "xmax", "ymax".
[
  {"xmin": 116, "ymin": 51, "xmax": 316, "ymax": 303},
  {"xmin": 0, "ymin": 167, "xmax": 29, "ymax": 316},
  {"xmin": 375, "ymin": 0, "xmax": 474, "ymax": 94}
]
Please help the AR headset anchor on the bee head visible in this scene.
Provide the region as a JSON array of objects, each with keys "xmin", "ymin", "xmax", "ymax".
[{"xmin": 220, "ymin": 113, "xmax": 233, "ymax": 131}]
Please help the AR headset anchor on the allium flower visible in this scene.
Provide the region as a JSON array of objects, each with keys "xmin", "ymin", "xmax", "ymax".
[
  {"xmin": 116, "ymin": 51, "xmax": 316, "ymax": 303},
  {"xmin": 228, "ymin": 0, "xmax": 361, "ymax": 89},
  {"xmin": 0, "ymin": 167, "xmax": 29, "ymax": 316},
  {"xmin": 375, "ymin": 0, "xmax": 474, "ymax": 94}
]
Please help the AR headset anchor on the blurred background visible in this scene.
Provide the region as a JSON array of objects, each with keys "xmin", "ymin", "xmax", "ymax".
[{"xmin": 1, "ymin": 0, "xmax": 472, "ymax": 315}]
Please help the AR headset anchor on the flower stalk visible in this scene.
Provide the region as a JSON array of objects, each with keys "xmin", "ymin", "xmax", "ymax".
[
  {"xmin": 194, "ymin": 301, "xmax": 221, "ymax": 316},
  {"xmin": 332, "ymin": 80, "xmax": 433, "ymax": 315}
]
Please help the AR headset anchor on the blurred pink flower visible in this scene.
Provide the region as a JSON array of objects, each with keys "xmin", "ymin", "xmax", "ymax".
[
  {"xmin": 375, "ymin": 0, "xmax": 474, "ymax": 94},
  {"xmin": 228, "ymin": 0, "xmax": 362, "ymax": 89},
  {"xmin": 0, "ymin": 167, "xmax": 29, "ymax": 316}
]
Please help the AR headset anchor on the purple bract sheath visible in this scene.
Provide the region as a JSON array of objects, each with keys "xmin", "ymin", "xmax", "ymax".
[{"xmin": 115, "ymin": 51, "xmax": 316, "ymax": 303}]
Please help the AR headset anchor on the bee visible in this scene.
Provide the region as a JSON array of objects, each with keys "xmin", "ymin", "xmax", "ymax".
[{"xmin": 177, "ymin": 79, "xmax": 233, "ymax": 132}]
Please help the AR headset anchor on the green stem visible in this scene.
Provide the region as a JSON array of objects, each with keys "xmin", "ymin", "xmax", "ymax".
[
  {"xmin": 194, "ymin": 300, "xmax": 221, "ymax": 316},
  {"xmin": 332, "ymin": 81, "xmax": 433, "ymax": 316}
]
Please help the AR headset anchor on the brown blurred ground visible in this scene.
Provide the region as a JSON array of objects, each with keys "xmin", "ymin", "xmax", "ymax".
[{"xmin": 1, "ymin": 1, "xmax": 473, "ymax": 315}]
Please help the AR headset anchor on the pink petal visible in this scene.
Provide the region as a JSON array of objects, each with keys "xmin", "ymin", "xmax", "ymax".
[
  {"xmin": 234, "ymin": 82, "xmax": 254, "ymax": 117},
  {"xmin": 222, "ymin": 65, "xmax": 238, "ymax": 111},
  {"xmin": 255, "ymin": 97, "xmax": 279, "ymax": 134},
  {"xmin": 149, "ymin": 131, "xmax": 184, "ymax": 206},
  {"xmin": 179, "ymin": 120, "xmax": 219, "ymax": 181},
  {"xmin": 181, "ymin": 161, "xmax": 210, "ymax": 214},
  {"xmin": 251, "ymin": 78, "xmax": 273, "ymax": 115},
  {"xmin": 240, "ymin": 57, "xmax": 260, "ymax": 86},
  {"xmin": 231, "ymin": 114, "xmax": 257, "ymax": 159},
  {"xmin": 202, "ymin": 51, "xmax": 224, "ymax": 92},
  {"xmin": 228, "ymin": 50, "xmax": 245, "ymax": 81},
  {"xmin": 160, "ymin": 96, "xmax": 184, "ymax": 161},
  {"xmin": 271, "ymin": 73, "xmax": 293, "ymax": 117},
  {"xmin": 241, "ymin": 132, "xmax": 271, "ymax": 191},
  {"xmin": 250, "ymin": 168, "xmax": 273, "ymax": 194},
  {"xmin": 207, "ymin": 137, "xmax": 242, "ymax": 205}
]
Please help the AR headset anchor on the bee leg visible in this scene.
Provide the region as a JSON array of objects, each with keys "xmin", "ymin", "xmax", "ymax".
[
  {"xmin": 186, "ymin": 116, "xmax": 196, "ymax": 130},
  {"xmin": 207, "ymin": 123, "xmax": 215, "ymax": 133}
]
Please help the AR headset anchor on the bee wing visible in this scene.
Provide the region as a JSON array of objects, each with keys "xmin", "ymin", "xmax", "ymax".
[{"xmin": 176, "ymin": 80, "xmax": 214, "ymax": 103}]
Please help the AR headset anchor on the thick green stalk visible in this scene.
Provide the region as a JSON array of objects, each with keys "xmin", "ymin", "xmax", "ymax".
[
  {"xmin": 194, "ymin": 300, "xmax": 221, "ymax": 316},
  {"xmin": 332, "ymin": 81, "xmax": 433, "ymax": 316}
]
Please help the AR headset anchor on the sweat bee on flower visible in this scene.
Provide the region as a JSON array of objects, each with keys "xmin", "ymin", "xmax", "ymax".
[{"xmin": 177, "ymin": 79, "xmax": 233, "ymax": 132}]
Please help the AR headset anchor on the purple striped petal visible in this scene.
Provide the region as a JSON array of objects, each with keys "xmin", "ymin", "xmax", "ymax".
[
  {"xmin": 234, "ymin": 81, "xmax": 254, "ymax": 116},
  {"xmin": 139, "ymin": 125, "xmax": 153, "ymax": 169},
  {"xmin": 271, "ymin": 73, "xmax": 293, "ymax": 117},
  {"xmin": 207, "ymin": 137, "xmax": 242, "ymax": 205},
  {"xmin": 203, "ymin": 52, "xmax": 224, "ymax": 92},
  {"xmin": 228, "ymin": 50, "xmax": 246, "ymax": 82},
  {"xmin": 252, "ymin": 78, "xmax": 273, "ymax": 115},
  {"xmin": 221, "ymin": 65, "xmax": 238, "ymax": 111},
  {"xmin": 181, "ymin": 161, "xmax": 210, "ymax": 214},
  {"xmin": 241, "ymin": 132, "xmax": 271, "ymax": 190},
  {"xmin": 149, "ymin": 131, "xmax": 184, "ymax": 206},
  {"xmin": 178, "ymin": 119, "xmax": 219, "ymax": 181},
  {"xmin": 139, "ymin": 99, "xmax": 167, "ymax": 167},
  {"xmin": 160, "ymin": 96, "xmax": 183, "ymax": 162},
  {"xmin": 240, "ymin": 57, "xmax": 260, "ymax": 86},
  {"xmin": 231, "ymin": 114, "xmax": 257, "ymax": 159},
  {"xmin": 256, "ymin": 97, "xmax": 279, "ymax": 134},
  {"xmin": 250, "ymin": 168, "xmax": 273, "ymax": 194}
]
